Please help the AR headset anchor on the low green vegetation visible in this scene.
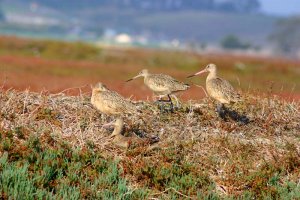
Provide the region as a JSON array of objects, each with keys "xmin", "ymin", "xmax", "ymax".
[
  {"xmin": 0, "ymin": 36, "xmax": 100, "ymax": 60},
  {"xmin": 0, "ymin": 130, "xmax": 146, "ymax": 199}
]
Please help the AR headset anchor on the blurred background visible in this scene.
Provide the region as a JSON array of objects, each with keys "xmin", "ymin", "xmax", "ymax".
[{"xmin": 0, "ymin": 0, "xmax": 299, "ymax": 100}]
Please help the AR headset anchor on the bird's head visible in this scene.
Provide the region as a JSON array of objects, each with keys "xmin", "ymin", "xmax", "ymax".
[
  {"xmin": 187, "ymin": 63, "xmax": 217, "ymax": 78},
  {"xmin": 92, "ymin": 82, "xmax": 109, "ymax": 92},
  {"xmin": 126, "ymin": 69, "xmax": 149, "ymax": 82},
  {"xmin": 205, "ymin": 63, "xmax": 217, "ymax": 73}
]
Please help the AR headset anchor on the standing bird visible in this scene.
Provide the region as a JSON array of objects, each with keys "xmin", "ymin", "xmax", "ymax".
[
  {"xmin": 126, "ymin": 69, "xmax": 190, "ymax": 111},
  {"xmin": 91, "ymin": 82, "xmax": 137, "ymax": 116},
  {"xmin": 187, "ymin": 63, "xmax": 241, "ymax": 118}
]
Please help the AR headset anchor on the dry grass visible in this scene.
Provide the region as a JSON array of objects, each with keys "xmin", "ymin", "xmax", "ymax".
[{"xmin": 1, "ymin": 85, "xmax": 299, "ymax": 199}]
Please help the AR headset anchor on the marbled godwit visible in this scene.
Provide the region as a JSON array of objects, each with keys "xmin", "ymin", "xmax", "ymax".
[
  {"xmin": 104, "ymin": 118, "xmax": 159, "ymax": 149},
  {"xmin": 103, "ymin": 118, "xmax": 130, "ymax": 149},
  {"xmin": 91, "ymin": 82, "xmax": 137, "ymax": 116},
  {"xmin": 126, "ymin": 69, "xmax": 190, "ymax": 111},
  {"xmin": 187, "ymin": 63, "xmax": 241, "ymax": 118}
]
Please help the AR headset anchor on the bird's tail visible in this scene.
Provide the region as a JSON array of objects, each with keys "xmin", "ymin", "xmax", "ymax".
[
  {"xmin": 179, "ymin": 83, "xmax": 190, "ymax": 90},
  {"xmin": 184, "ymin": 83, "xmax": 190, "ymax": 88}
]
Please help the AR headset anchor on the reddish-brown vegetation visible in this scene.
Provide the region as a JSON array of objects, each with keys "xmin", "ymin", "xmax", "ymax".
[{"xmin": 0, "ymin": 36, "xmax": 299, "ymax": 101}]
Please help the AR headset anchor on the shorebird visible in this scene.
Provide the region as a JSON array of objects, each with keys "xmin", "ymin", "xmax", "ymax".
[
  {"xmin": 103, "ymin": 118, "xmax": 159, "ymax": 149},
  {"xmin": 91, "ymin": 82, "xmax": 137, "ymax": 116},
  {"xmin": 103, "ymin": 118, "xmax": 131, "ymax": 149},
  {"xmin": 187, "ymin": 63, "xmax": 241, "ymax": 118},
  {"xmin": 126, "ymin": 69, "xmax": 190, "ymax": 111}
]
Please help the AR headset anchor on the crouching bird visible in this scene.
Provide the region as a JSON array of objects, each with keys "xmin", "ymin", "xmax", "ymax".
[
  {"xmin": 103, "ymin": 118, "xmax": 159, "ymax": 150},
  {"xmin": 91, "ymin": 82, "xmax": 138, "ymax": 117}
]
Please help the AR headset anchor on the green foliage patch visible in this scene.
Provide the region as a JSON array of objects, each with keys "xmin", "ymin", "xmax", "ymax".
[
  {"xmin": 0, "ymin": 130, "xmax": 147, "ymax": 199},
  {"xmin": 0, "ymin": 36, "xmax": 100, "ymax": 60}
]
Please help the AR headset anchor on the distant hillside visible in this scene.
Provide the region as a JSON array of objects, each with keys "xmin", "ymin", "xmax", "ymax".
[
  {"xmin": 25, "ymin": 0, "xmax": 260, "ymax": 13},
  {"xmin": 0, "ymin": 0, "xmax": 277, "ymax": 46}
]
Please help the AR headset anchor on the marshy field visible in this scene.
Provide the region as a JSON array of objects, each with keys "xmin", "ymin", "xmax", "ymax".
[{"xmin": 0, "ymin": 36, "xmax": 299, "ymax": 199}]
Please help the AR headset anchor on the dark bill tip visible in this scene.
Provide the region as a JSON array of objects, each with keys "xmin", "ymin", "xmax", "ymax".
[
  {"xmin": 125, "ymin": 78, "xmax": 133, "ymax": 82},
  {"xmin": 186, "ymin": 74, "xmax": 195, "ymax": 78}
]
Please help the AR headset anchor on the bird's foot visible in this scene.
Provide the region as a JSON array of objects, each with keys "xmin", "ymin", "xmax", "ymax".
[
  {"xmin": 155, "ymin": 100, "xmax": 174, "ymax": 113},
  {"xmin": 155, "ymin": 101, "xmax": 167, "ymax": 113}
]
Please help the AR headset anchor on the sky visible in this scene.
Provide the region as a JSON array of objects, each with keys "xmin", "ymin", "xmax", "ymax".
[{"xmin": 260, "ymin": 0, "xmax": 300, "ymax": 16}]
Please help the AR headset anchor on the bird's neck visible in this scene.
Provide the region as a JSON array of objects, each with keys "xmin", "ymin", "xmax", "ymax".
[
  {"xmin": 111, "ymin": 124, "xmax": 123, "ymax": 137},
  {"xmin": 207, "ymin": 70, "xmax": 217, "ymax": 81},
  {"xmin": 143, "ymin": 74, "xmax": 150, "ymax": 82},
  {"xmin": 91, "ymin": 89, "xmax": 100, "ymax": 103},
  {"xmin": 92, "ymin": 88, "xmax": 101, "ymax": 94}
]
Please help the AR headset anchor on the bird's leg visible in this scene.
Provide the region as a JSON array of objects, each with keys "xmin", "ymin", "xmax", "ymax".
[
  {"xmin": 155, "ymin": 95, "xmax": 164, "ymax": 103},
  {"xmin": 167, "ymin": 94, "xmax": 174, "ymax": 113},
  {"xmin": 154, "ymin": 95, "xmax": 174, "ymax": 113},
  {"xmin": 171, "ymin": 95, "xmax": 180, "ymax": 110},
  {"xmin": 217, "ymin": 103, "xmax": 226, "ymax": 120},
  {"xmin": 154, "ymin": 95, "xmax": 165, "ymax": 113},
  {"xmin": 158, "ymin": 102, "xmax": 164, "ymax": 113}
]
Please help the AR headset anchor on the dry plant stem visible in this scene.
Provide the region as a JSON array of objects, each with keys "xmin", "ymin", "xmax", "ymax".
[
  {"xmin": 194, "ymin": 84, "xmax": 208, "ymax": 97},
  {"xmin": 150, "ymin": 187, "xmax": 193, "ymax": 199}
]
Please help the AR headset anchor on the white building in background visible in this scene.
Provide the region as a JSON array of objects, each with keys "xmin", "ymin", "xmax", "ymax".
[{"xmin": 114, "ymin": 33, "xmax": 132, "ymax": 44}]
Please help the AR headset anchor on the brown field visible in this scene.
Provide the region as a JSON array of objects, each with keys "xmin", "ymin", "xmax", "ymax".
[{"xmin": 0, "ymin": 36, "xmax": 299, "ymax": 101}]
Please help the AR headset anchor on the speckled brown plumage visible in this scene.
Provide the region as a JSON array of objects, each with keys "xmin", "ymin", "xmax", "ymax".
[
  {"xmin": 188, "ymin": 63, "xmax": 241, "ymax": 104},
  {"xmin": 206, "ymin": 76, "xmax": 241, "ymax": 104},
  {"xmin": 109, "ymin": 118, "xmax": 157, "ymax": 150},
  {"xmin": 91, "ymin": 82, "xmax": 137, "ymax": 116},
  {"xmin": 127, "ymin": 69, "xmax": 189, "ymax": 97},
  {"xmin": 109, "ymin": 118, "xmax": 131, "ymax": 149}
]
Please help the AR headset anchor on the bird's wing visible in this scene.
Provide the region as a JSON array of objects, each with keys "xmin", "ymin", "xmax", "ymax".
[
  {"xmin": 148, "ymin": 74, "xmax": 188, "ymax": 92},
  {"xmin": 146, "ymin": 75, "xmax": 170, "ymax": 92},
  {"xmin": 209, "ymin": 78, "xmax": 240, "ymax": 102},
  {"xmin": 102, "ymin": 91, "xmax": 137, "ymax": 113}
]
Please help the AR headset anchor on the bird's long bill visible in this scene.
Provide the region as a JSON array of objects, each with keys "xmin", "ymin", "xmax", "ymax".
[
  {"xmin": 102, "ymin": 121, "xmax": 115, "ymax": 128},
  {"xmin": 186, "ymin": 69, "xmax": 207, "ymax": 78},
  {"xmin": 125, "ymin": 74, "xmax": 140, "ymax": 82},
  {"xmin": 125, "ymin": 78, "xmax": 133, "ymax": 82}
]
